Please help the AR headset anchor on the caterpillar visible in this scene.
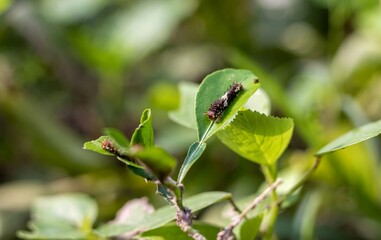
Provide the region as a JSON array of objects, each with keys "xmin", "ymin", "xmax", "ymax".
[{"xmin": 206, "ymin": 83, "xmax": 243, "ymax": 122}]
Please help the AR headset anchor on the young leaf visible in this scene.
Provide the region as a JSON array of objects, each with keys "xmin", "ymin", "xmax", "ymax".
[
  {"xmin": 168, "ymin": 82, "xmax": 198, "ymax": 129},
  {"xmin": 177, "ymin": 141, "xmax": 206, "ymax": 183},
  {"xmin": 217, "ymin": 111, "xmax": 294, "ymax": 165},
  {"xmin": 133, "ymin": 147, "xmax": 177, "ymax": 180},
  {"xmin": 96, "ymin": 191, "xmax": 231, "ymax": 237},
  {"xmin": 18, "ymin": 193, "xmax": 98, "ymax": 239},
  {"xmin": 131, "ymin": 108, "xmax": 154, "ymax": 147},
  {"xmin": 195, "ymin": 69, "xmax": 260, "ymax": 142},
  {"xmin": 83, "ymin": 136, "xmax": 114, "ymax": 156},
  {"xmin": 315, "ymin": 119, "xmax": 381, "ymax": 156}
]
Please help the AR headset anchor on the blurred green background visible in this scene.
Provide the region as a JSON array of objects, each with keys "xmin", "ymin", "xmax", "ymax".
[{"xmin": 0, "ymin": 0, "xmax": 380, "ymax": 239}]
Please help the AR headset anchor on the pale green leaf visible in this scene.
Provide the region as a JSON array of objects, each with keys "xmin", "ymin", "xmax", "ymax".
[
  {"xmin": 18, "ymin": 193, "xmax": 97, "ymax": 239},
  {"xmin": 315, "ymin": 119, "xmax": 381, "ymax": 156},
  {"xmin": 217, "ymin": 111, "xmax": 294, "ymax": 165},
  {"xmin": 168, "ymin": 82, "xmax": 198, "ymax": 129}
]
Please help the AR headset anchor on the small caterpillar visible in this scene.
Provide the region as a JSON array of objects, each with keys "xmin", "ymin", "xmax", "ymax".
[
  {"xmin": 206, "ymin": 83, "xmax": 243, "ymax": 122},
  {"xmin": 101, "ymin": 140, "xmax": 119, "ymax": 155}
]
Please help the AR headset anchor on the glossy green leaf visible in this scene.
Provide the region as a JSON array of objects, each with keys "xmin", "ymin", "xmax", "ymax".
[
  {"xmin": 133, "ymin": 147, "xmax": 177, "ymax": 180},
  {"xmin": 177, "ymin": 141, "xmax": 206, "ymax": 183},
  {"xmin": 96, "ymin": 191, "xmax": 231, "ymax": 237},
  {"xmin": 217, "ymin": 111, "xmax": 294, "ymax": 165},
  {"xmin": 142, "ymin": 222, "xmax": 220, "ymax": 240},
  {"xmin": 83, "ymin": 136, "xmax": 114, "ymax": 156},
  {"xmin": 168, "ymin": 82, "xmax": 198, "ymax": 129},
  {"xmin": 315, "ymin": 119, "xmax": 381, "ymax": 156},
  {"xmin": 238, "ymin": 214, "xmax": 263, "ymax": 240},
  {"xmin": 18, "ymin": 193, "xmax": 97, "ymax": 239},
  {"xmin": 131, "ymin": 108, "xmax": 154, "ymax": 147},
  {"xmin": 196, "ymin": 69, "xmax": 260, "ymax": 142}
]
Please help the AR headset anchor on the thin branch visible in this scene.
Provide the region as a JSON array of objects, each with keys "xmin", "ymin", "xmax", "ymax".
[
  {"xmin": 277, "ymin": 157, "xmax": 321, "ymax": 207},
  {"xmin": 217, "ymin": 178, "xmax": 283, "ymax": 240}
]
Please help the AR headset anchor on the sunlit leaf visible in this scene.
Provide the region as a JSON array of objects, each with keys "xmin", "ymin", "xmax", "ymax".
[
  {"xmin": 217, "ymin": 111, "xmax": 294, "ymax": 165},
  {"xmin": 315, "ymin": 119, "xmax": 381, "ymax": 156}
]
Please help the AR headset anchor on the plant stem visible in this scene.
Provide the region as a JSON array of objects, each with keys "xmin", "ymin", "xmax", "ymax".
[
  {"xmin": 277, "ymin": 156, "xmax": 321, "ymax": 207},
  {"xmin": 217, "ymin": 179, "xmax": 283, "ymax": 240},
  {"xmin": 261, "ymin": 164, "xmax": 279, "ymax": 240}
]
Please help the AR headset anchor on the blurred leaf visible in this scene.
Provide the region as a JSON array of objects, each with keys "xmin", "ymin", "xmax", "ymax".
[
  {"xmin": 177, "ymin": 141, "xmax": 207, "ymax": 183},
  {"xmin": 292, "ymin": 191, "xmax": 322, "ymax": 240},
  {"xmin": 96, "ymin": 191, "xmax": 231, "ymax": 237},
  {"xmin": 169, "ymin": 82, "xmax": 198, "ymax": 129},
  {"xmin": 195, "ymin": 69, "xmax": 260, "ymax": 142},
  {"xmin": 0, "ymin": 0, "xmax": 11, "ymax": 14},
  {"xmin": 18, "ymin": 222, "xmax": 85, "ymax": 240},
  {"xmin": 149, "ymin": 82, "xmax": 179, "ymax": 110},
  {"xmin": 217, "ymin": 111, "xmax": 294, "ymax": 165},
  {"xmin": 242, "ymin": 88, "xmax": 271, "ymax": 115},
  {"xmin": 100, "ymin": 0, "xmax": 198, "ymax": 64},
  {"xmin": 83, "ymin": 136, "xmax": 114, "ymax": 156},
  {"xmin": 104, "ymin": 128, "xmax": 129, "ymax": 147},
  {"xmin": 315, "ymin": 119, "xmax": 381, "ymax": 156},
  {"xmin": 142, "ymin": 222, "xmax": 220, "ymax": 240},
  {"xmin": 18, "ymin": 193, "xmax": 97, "ymax": 239},
  {"xmin": 133, "ymin": 147, "xmax": 177, "ymax": 180},
  {"xmin": 40, "ymin": 0, "xmax": 108, "ymax": 24},
  {"xmin": 131, "ymin": 108, "xmax": 154, "ymax": 148},
  {"xmin": 238, "ymin": 214, "xmax": 263, "ymax": 240}
]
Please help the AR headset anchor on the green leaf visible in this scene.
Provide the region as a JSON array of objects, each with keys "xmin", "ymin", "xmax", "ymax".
[
  {"xmin": 196, "ymin": 69, "xmax": 260, "ymax": 142},
  {"xmin": 177, "ymin": 141, "xmax": 206, "ymax": 183},
  {"xmin": 133, "ymin": 147, "xmax": 177, "ymax": 180},
  {"xmin": 168, "ymin": 82, "xmax": 198, "ymax": 129},
  {"xmin": 238, "ymin": 214, "xmax": 263, "ymax": 240},
  {"xmin": 18, "ymin": 222, "xmax": 85, "ymax": 239},
  {"xmin": 18, "ymin": 193, "xmax": 97, "ymax": 239},
  {"xmin": 104, "ymin": 128, "xmax": 129, "ymax": 147},
  {"xmin": 131, "ymin": 108, "xmax": 154, "ymax": 147},
  {"xmin": 96, "ymin": 191, "xmax": 231, "ymax": 237},
  {"xmin": 83, "ymin": 136, "xmax": 114, "ymax": 156},
  {"xmin": 217, "ymin": 111, "xmax": 294, "ymax": 165},
  {"xmin": 315, "ymin": 119, "xmax": 381, "ymax": 156},
  {"xmin": 142, "ymin": 222, "xmax": 220, "ymax": 240}
]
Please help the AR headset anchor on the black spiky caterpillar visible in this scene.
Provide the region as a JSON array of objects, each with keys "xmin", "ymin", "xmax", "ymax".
[{"xmin": 206, "ymin": 83, "xmax": 244, "ymax": 122}]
